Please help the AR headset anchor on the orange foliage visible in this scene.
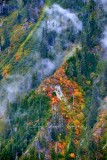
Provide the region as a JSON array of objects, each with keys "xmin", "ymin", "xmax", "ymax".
[
  {"xmin": 70, "ymin": 153, "xmax": 76, "ymax": 158},
  {"xmin": 36, "ymin": 64, "xmax": 84, "ymax": 108},
  {"xmin": 57, "ymin": 142, "xmax": 66, "ymax": 150},
  {"xmin": 73, "ymin": 120, "xmax": 80, "ymax": 126},
  {"xmin": 2, "ymin": 65, "xmax": 11, "ymax": 78},
  {"xmin": 35, "ymin": 63, "xmax": 85, "ymax": 153},
  {"xmin": 15, "ymin": 54, "xmax": 21, "ymax": 62},
  {"xmin": 75, "ymin": 128, "xmax": 80, "ymax": 135}
]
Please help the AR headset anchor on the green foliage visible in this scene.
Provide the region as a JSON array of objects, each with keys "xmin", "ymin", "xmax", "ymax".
[
  {"xmin": 51, "ymin": 128, "xmax": 58, "ymax": 142},
  {"xmin": 20, "ymin": 147, "xmax": 39, "ymax": 160},
  {"xmin": 0, "ymin": 0, "xmax": 107, "ymax": 159},
  {"xmin": 81, "ymin": 0, "xmax": 100, "ymax": 49},
  {"xmin": 0, "ymin": 92, "xmax": 51, "ymax": 159},
  {"xmin": 66, "ymin": 49, "xmax": 98, "ymax": 90},
  {"xmin": 49, "ymin": 0, "xmax": 84, "ymax": 10},
  {"xmin": 97, "ymin": 62, "xmax": 107, "ymax": 98},
  {"xmin": 87, "ymin": 84, "xmax": 100, "ymax": 128},
  {"xmin": 2, "ymin": 26, "xmax": 10, "ymax": 50},
  {"xmin": 51, "ymin": 148, "xmax": 58, "ymax": 160}
]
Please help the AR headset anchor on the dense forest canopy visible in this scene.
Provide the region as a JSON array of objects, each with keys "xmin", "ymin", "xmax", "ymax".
[{"xmin": 0, "ymin": 0, "xmax": 107, "ymax": 160}]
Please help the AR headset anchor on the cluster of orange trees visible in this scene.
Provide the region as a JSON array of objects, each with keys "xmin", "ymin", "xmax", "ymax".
[{"xmin": 36, "ymin": 63, "xmax": 85, "ymax": 157}]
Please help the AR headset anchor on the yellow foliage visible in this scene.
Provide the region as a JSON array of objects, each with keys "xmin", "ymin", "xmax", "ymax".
[
  {"xmin": 70, "ymin": 153, "xmax": 76, "ymax": 158},
  {"xmin": 86, "ymin": 80, "xmax": 91, "ymax": 86},
  {"xmin": 35, "ymin": 63, "xmax": 85, "ymax": 154},
  {"xmin": 73, "ymin": 119, "xmax": 80, "ymax": 126},
  {"xmin": 77, "ymin": 113, "xmax": 84, "ymax": 121}
]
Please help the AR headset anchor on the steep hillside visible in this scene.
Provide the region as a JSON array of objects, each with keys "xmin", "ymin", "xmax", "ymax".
[{"xmin": 0, "ymin": 0, "xmax": 107, "ymax": 160}]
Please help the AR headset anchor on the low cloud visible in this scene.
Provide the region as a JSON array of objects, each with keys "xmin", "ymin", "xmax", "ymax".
[{"xmin": 45, "ymin": 4, "xmax": 82, "ymax": 33}]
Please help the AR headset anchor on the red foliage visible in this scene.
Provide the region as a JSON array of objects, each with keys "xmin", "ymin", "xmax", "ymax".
[{"xmin": 35, "ymin": 63, "xmax": 85, "ymax": 152}]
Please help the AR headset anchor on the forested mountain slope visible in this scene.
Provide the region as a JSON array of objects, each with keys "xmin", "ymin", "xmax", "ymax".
[{"xmin": 0, "ymin": 0, "xmax": 107, "ymax": 160}]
